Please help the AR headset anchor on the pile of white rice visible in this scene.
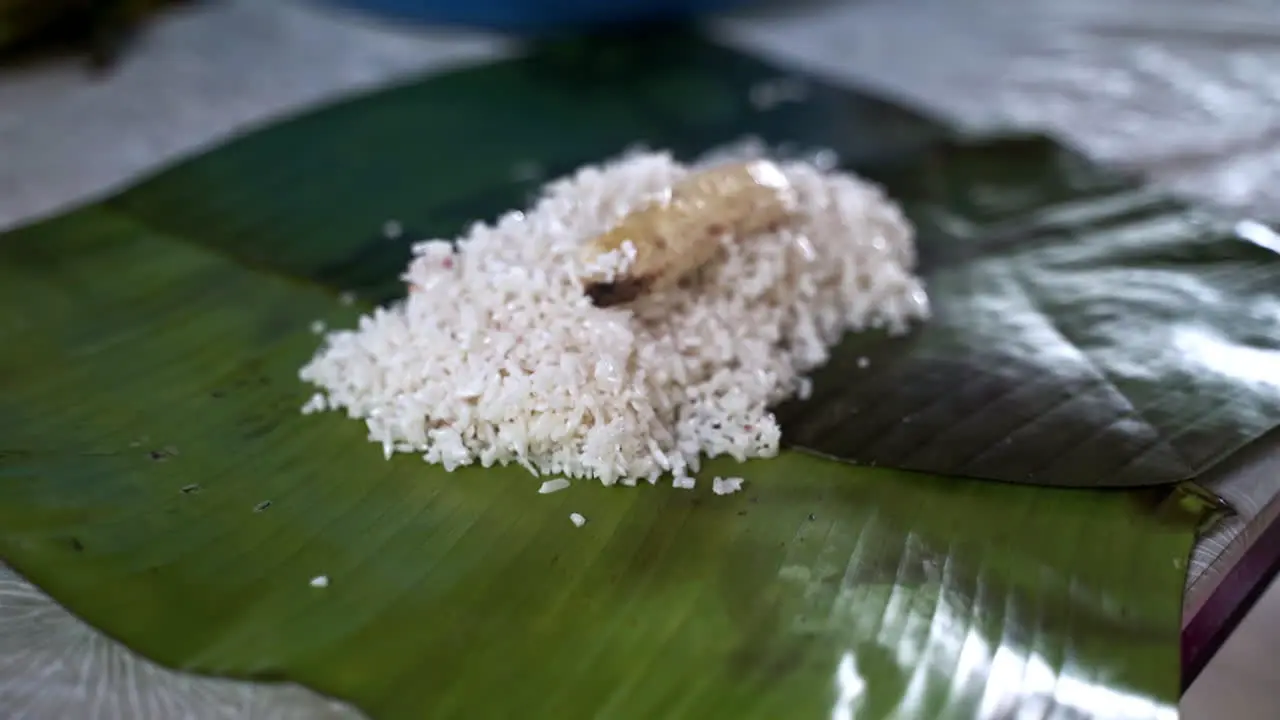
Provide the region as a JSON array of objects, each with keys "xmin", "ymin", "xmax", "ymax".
[{"xmin": 298, "ymin": 150, "xmax": 928, "ymax": 487}]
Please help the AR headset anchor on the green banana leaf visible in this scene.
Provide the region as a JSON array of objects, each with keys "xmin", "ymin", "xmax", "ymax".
[
  {"xmin": 0, "ymin": 27, "xmax": 1271, "ymax": 719},
  {"xmin": 96, "ymin": 32, "xmax": 1280, "ymax": 489}
]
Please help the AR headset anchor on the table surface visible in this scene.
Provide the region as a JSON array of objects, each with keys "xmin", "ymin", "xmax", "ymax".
[{"xmin": 3, "ymin": 0, "xmax": 1280, "ymax": 716}]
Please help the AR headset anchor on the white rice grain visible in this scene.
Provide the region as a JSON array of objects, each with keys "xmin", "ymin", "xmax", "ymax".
[
  {"xmin": 672, "ymin": 476, "xmax": 696, "ymax": 490},
  {"xmin": 300, "ymin": 393, "xmax": 327, "ymax": 415},
  {"xmin": 713, "ymin": 476, "xmax": 745, "ymax": 496},
  {"xmin": 299, "ymin": 150, "xmax": 928, "ymax": 488},
  {"xmin": 569, "ymin": 513, "xmax": 587, "ymax": 527},
  {"xmin": 538, "ymin": 479, "xmax": 571, "ymax": 494}
]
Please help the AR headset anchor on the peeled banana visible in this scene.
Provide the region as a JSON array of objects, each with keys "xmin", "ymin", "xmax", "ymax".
[{"xmin": 578, "ymin": 160, "xmax": 798, "ymax": 307}]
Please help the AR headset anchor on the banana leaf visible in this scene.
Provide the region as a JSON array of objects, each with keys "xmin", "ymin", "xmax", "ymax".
[
  {"xmin": 0, "ymin": 27, "xmax": 1273, "ymax": 719},
  {"xmin": 96, "ymin": 31, "xmax": 1280, "ymax": 489}
]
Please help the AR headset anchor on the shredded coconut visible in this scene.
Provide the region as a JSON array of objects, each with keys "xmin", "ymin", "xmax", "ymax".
[
  {"xmin": 299, "ymin": 150, "xmax": 927, "ymax": 487},
  {"xmin": 300, "ymin": 393, "xmax": 327, "ymax": 415},
  {"xmin": 538, "ymin": 479, "xmax": 570, "ymax": 494},
  {"xmin": 712, "ymin": 476, "xmax": 745, "ymax": 496}
]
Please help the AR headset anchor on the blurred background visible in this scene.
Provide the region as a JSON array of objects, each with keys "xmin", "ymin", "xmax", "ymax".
[
  {"xmin": 5, "ymin": 0, "xmax": 1280, "ymax": 231},
  {"xmin": 2, "ymin": 0, "xmax": 1279, "ymax": 718}
]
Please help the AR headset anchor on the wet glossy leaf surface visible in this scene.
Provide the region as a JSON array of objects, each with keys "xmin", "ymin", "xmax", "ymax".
[
  {"xmin": 0, "ymin": 28, "xmax": 1264, "ymax": 719},
  {"xmin": 778, "ymin": 138, "xmax": 1280, "ymax": 486}
]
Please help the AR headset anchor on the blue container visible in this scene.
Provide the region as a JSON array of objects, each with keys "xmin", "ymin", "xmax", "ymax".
[{"xmin": 333, "ymin": 0, "xmax": 754, "ymax": 32}]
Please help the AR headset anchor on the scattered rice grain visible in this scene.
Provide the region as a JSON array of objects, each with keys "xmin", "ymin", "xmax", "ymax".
[
  {"xmin": 300, "ymin": 393, "xmax": 327, "ymax": 415},
  {"xmin": 538, "ymin": 478, "xmax": 571, "ymax": 494},
  {"xmin": 569, "ymin": 512, "xmax": 587, "ymax": 527},
  {"xmin": 713, "ymin": 476, "xmax": 745, "ymax": 495},
  {"xmin": 672, "ymin": 476, "xmax": 696, "ymax": 490},
  {"xmin": 309, "ymin": 575, "xmax": 329, "ymax": 588}
]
